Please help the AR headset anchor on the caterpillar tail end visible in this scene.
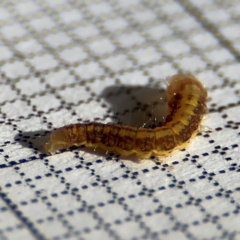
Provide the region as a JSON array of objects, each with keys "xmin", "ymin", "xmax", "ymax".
[
  {"xmin": 43, "ymin": 138, "xmax": 71, "ymax": 155},
  {"xmin": 43, "ymin": 140, "xmax": 55, "ymax": 155},
  {"xmin": 43, "ymin": 138, "xmax": 65, "ymax": 155}
]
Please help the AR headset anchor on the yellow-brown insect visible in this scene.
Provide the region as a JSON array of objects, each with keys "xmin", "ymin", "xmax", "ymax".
[{"xmin": 44, "ymin": 74, "xmax": 207, "ymax": 158}]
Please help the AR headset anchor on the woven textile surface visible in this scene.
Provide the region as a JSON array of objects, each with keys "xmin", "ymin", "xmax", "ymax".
[{"xmin": 0, "ymin": 0, "xmax": 240, "ymax": 240}]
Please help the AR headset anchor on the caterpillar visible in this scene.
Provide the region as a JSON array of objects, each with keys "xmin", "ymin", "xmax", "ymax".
[{"xmin": 44, "ymin": 74, "xmax": 207, "ymax": 158}]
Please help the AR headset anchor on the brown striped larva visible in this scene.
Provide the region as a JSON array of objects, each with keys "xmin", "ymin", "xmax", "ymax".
[{"xmin": 44, "ymin": 74, "xmax": 207, "ymax": 158}]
